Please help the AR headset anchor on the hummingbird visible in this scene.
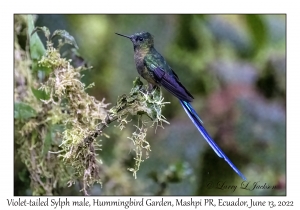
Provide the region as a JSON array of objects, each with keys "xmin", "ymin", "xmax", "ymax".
[{"xmin": 116, "ymin": 31, "xmax": 246, "ymax": 180}]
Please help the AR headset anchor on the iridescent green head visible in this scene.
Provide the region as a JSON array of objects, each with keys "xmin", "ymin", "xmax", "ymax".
[{"xmin": 116, "ymin": 31, "xmax": 154, "ymax": 50}]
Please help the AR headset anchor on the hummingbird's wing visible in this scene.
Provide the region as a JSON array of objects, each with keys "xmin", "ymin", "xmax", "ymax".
[{"xmin": 144, "ymin": 56, "xmax": 194, "ymax": 102}]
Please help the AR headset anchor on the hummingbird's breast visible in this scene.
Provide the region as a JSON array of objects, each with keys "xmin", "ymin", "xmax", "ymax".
[{"xmin": 134, "ymin": 49, "xmax": 157, "ymax": 85}]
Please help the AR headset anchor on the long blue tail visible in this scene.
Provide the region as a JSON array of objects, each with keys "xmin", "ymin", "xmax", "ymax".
[{"xmin": 180, "ymin": 100, "xmax": 246, "ymax": 180}]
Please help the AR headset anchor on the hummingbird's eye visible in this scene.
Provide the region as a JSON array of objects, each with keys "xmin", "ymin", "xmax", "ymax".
[{"xmin": 138, "ymin": 37, "xmax": 144, "ymax": 41}]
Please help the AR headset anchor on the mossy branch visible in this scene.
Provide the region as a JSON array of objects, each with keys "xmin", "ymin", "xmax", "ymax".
[
  {"xmin": 83, "ymin": 77, "xmax": 169, "ymax": 145},
  {"xmin": 15, "ymin": 17, "xmax": 170, "ymax": 195}
]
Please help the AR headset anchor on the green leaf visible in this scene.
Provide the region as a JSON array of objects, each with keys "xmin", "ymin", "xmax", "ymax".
[
  {"xmin": 31, "ymin": 26, "xmax": 50, "ymax": 40},
  {"xmin": 31, "ymin": 87, "xmax": 50, "ymax": 100},
  {"xmin": 51, "ymin": 124, "xmax": 64, "ymax": 133},
  {"xmin": 51, "ymin": 30, "xmax": 79, "ymax": 49},
  {"xmin": 43, "ymin": 129, "xmax": 52, "ymax": 156},
  {"xmin": 42, "ymin": 124, "xmax": 64, "ymax": 156},
  {"xmin": 31, "ymin": 62, "xmax": 52, "ymax": 77},
  {"xmin": 14, "ymin": 102, "xmax": 37, "ymax": 120},
  {"xmin": 245, "ymin": 15, "xmax": 267, "ymax": 52},
  {"xmin": 131, "ymin": 77, "xmax": 143, "ymax": 93},
  {"xmin": 27, "ymin": 15, "xmax": 46, "ymax": 61},
  {"xmin": 18, "ymin": 168, "xmax": 30, "ymax": 183}
]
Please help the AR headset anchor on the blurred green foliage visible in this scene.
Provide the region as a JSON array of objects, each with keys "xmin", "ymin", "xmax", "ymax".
[{"xmin": 15, "ymin": 14, "xmax": 286, "ymax": 195}]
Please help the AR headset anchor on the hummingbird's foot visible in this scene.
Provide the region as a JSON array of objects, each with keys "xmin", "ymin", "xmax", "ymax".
[{"xmin": 146, "ymin": 83, "xmax": 159, "ymax": 94}]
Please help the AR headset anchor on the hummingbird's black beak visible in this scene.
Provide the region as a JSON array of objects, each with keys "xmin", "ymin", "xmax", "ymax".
[{"xmin": 115, "ymin": 33, "xmax": 132, "ymax": 39}]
